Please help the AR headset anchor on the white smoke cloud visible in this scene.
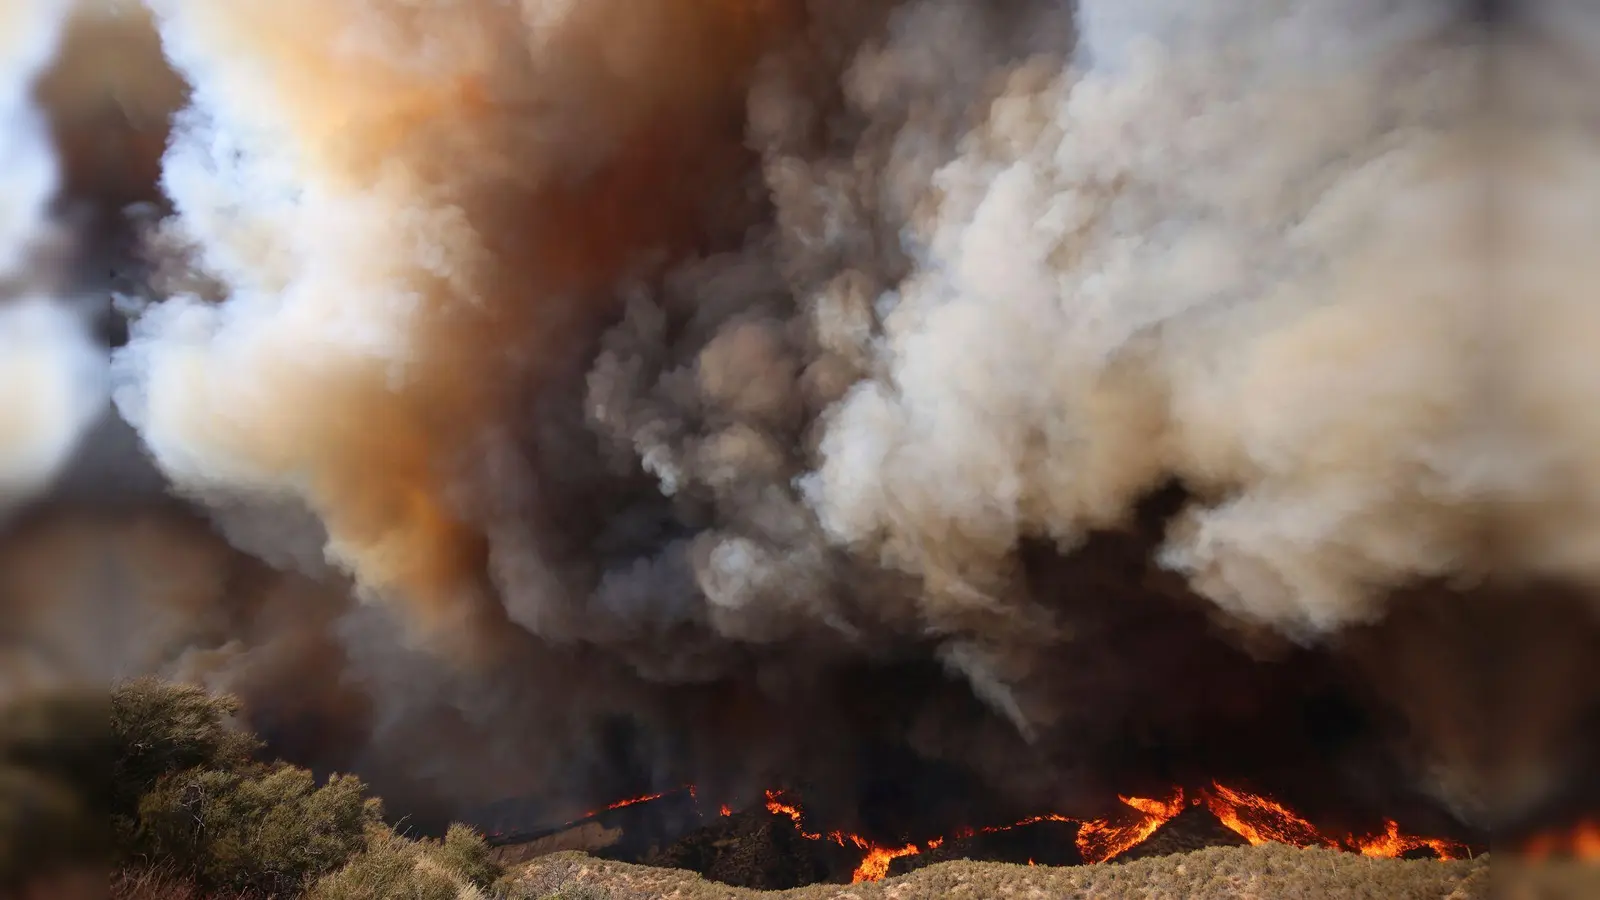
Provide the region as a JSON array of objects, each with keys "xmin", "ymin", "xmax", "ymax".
[
  {"xmin": 0, "ymin": 0, "xmax": 105, "ymax": 516},
  {"xmin": 0, "ymin": 0, "xmax": 70, "ymax": 274},
  {"xmin": 793, "ymin": 0, "xmax": 1483, "ymax": 644},
  {"xmin": 34, "ymin": 0, "xmax": 1600, "ymax": 832},
  {"xmin": 109, "ymin": 0, "xmax": 1512, "ymax": 692},
  {"xmin": 0, "ymin": 300, "xmax": 108, "ymax": 514}
]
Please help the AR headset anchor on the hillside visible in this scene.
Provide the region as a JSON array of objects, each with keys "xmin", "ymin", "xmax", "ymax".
[{"xmin": 503, "ymin": 845, "xmax": 1489, "ymax": 900}]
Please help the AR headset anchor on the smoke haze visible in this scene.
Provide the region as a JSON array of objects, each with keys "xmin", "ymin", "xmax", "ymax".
[
  {"xmin": 0, "ymin": 0, "xmax": 105, "ymax": 518},
  {"xmin": 3, "ymin": 0, "xmax": 1597, "ymax": 838}
]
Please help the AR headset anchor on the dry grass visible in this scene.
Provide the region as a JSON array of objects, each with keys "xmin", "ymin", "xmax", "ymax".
[
  {"xmin": 502, "ymin": 844, "xmax": 1490, "ymax": 900},
  {"xmin": 111, "ymin": 865, "xmax": 274, "ymax": 899},
  {"xmin": 1490, "ymin": 861, "xmax": 1600, "ymax": 900},
  {"xmin": 307, "ymin": 825, "xmax": 497, "ymax": 900}
]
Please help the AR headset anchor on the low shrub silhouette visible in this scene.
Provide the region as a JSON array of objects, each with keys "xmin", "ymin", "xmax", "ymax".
[{"xmin": 96, "ymin": 678, "xmax": 503, "ymax": 899}]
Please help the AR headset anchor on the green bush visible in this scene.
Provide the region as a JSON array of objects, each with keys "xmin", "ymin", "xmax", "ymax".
[
  {"xmin": 133, "ymin": 763, "xmax": 380, "ymax": 895},
  {"xmin": 102, "ymin": 677, "xmax": 503, "ymax": 900},
  {"xmin": 111, "ymin": 678, "xmax": 259, "ymax": 817}
]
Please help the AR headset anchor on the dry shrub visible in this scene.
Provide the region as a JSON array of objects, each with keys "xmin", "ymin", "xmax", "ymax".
[
  {"xmin": 111, "ymin": 678, "xmax": 260, "ymax": 818},
  {"xmin": 105, "ymin": 678, "xmax": 503, "ymax": 899},
  {"xmin": 112, "ymin": 864, "xmax": 233, "ymax": 899},
  {"xmin": 434, "ymin": 824, "xmax": 504, "ymax": 890},
  {"xmin": 307, "ymin": 825, "xmax": 492, "ymax": 900},
  {"xmin": 133, "ymin": 765, "xmax": 380, "ymax": 895}
]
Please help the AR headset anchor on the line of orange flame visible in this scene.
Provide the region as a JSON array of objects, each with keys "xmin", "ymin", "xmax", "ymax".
[
  {"xmin": 574, "ymin": 790, "xmax": 668, "ymax": 819},
  {"xmin": 762, "ymin": 782, "xmax": 1470, "ymax": 881},
  {"xmin": 763, "ymin": 787, "xmax": 1193, "ymax": 881},
  {"xmin": 1201, "ymin": 783, "xmax": 1470, "ymax": 861},
  {"xmin": 548, "ymin": 781, "xmax": 1471, "ymax": 883}
]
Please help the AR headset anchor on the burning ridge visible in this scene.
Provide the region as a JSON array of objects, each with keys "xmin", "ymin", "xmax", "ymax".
[{"xmin": 484, "ymin": 780, "xmax": 1477, "ymax": 884}]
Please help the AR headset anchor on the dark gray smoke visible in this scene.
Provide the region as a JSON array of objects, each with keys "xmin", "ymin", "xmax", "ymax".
[{"xmin": 2, "ymin": 0, "xmax": 1596, "ymax": 838}]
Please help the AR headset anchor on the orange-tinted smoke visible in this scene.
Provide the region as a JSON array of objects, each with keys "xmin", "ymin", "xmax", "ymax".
[
  {"xmin": 31, "ymin": 2, "xmax": 186, "ymax": 207},
  {"xmin": 117, "ymin": 0, "xmax": 803, "ymax": 637}
]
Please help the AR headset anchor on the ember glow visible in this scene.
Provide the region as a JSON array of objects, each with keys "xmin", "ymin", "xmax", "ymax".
[
  {"xmin": 542, "ymin": 788, "xmax": 690, "ymax": 832},
  {"xmin": 1520, "ymin": 821, "xmax": 1600, "ymax": 861},
  {"xmin": 606, "ymin": 791, "xmax": 666, "ymax": 811},
  {"xmin": 762, "ymin": 788, "xmax": 944, "ymax": 882},
  {"xmin": 575, "ymin": 790, "xmax": 668, "ymax": 819}
]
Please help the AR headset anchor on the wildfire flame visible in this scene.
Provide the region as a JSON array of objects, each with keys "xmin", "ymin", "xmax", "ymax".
[
  {"xmin": 1203, "ymin": 783, "xmax": 1331, "ymax": 849},
  {"xmin": 1077, "ymin": 791, "xmax": 1191, "ymax": 862},
  {"xmin": 536, "ymin": 780, "xmax": 1470, "ymax": 883},
  {"xmin": 1200, "ymin": 783, "xmax": 1469, "ymax": 861},
  {"xmin": 763, "ymin": 787, "xmax": 1188, "ymax": 881},
  {"xmin": 1349, "ymin": 820, "xmax": 1471, "ymax": 861},
  {"xmin": 575, "ymin": 790, "xmax": 667, "ymax": 819},
  {"xmin": 849, "ymin": 843, "xmax": 923, "ymax": 882}
]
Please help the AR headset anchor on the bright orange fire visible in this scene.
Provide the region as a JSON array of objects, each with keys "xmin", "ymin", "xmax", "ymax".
[
  {"xmin": 1520, "ymin": 821, "xmax": 1600, "ymax": 860},
  {"xmin": 576, "ymin": 790, "xmax": 667, "ymax": 819},
  {"xmin": 851, "ymin": 843, "xmax": 922, "ymax": 882},
  {"xmin": 762, "ymin": 790, "xmax": 818, "ymax": 838},
  {"xmin": 762, "ymin": 787, "xmax": 1188, "ymax": 881},
  {"xmin": 1203, "ymin": 782, "xmax": 1332, "ymax": 849},
  {"xmin": 1200, "ymin": 782, "xmax": 1469, "ymax": 861},
  {"xmin": 608, "ymin": 791, "xmax": 665, "ymax": 810},
  {"xmin": 551, "ymin": 780, "xmax": 1469, "ymax": 883},
  {"xmin": 1077, "ymin": 791, "xmax": 1190, "ymax": 862},
  {"xmin": 1349, "ymin": 820, "xmax": 1471, "ymax": 861}
]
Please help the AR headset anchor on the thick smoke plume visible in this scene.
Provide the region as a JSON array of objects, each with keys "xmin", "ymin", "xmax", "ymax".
[
  {"xmin": 4, "ymin": 0, "xmax": 1598, "ymax": 838},
  {"xmin": 116, "ymin": 0, "xmax": 1482, "ymax": 662}
]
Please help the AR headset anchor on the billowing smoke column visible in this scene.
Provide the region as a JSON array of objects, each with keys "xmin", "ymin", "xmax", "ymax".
[
  {"xmin": 117, "ymin": 0, "xmax": 1481, "ymax": 666},
  {"xmin": 0, "ymin": 0, "xmax": 68, "ymax": 275},
  {"xmin": 0, "ymin": 0, "xmax": 105, "ymax": 518},
  {"xmin": 4, "ymin": 0, "xmax": 1597, "ymax": 838}
]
